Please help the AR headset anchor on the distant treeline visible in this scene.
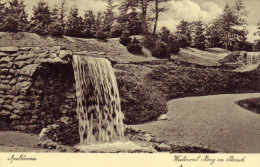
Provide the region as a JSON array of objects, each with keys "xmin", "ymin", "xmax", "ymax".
[{"xmin": 0, "ymin": 0, "xmax": 259, "ymax": 51}]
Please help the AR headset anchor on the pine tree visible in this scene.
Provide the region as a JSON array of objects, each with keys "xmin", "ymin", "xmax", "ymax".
[
  {"xmin": 194, "ymin": 20, "xmax": 206, "ymax": 50},
  {"xmin": 216, "ymin": 0, "xmax": 248, "ymax": 50},
  {"xmin": 65, "ymin": 6, "xmax": 84, "ymax": 37},
  {"xmin": 48, "ymin": 4, "xmax": 63, "ymax": 36},
  {"xmin": 118, "ymin": 0, "xmax": 142, "ymax": 35},
  {"xmin": 0, "ymin": 0, "xmax": 6, "ymax": 31},
  {"xmin": 103, "ymin": 0, "xmax": 117, "ymax": 35},
  {"xmin": 29, "ymin": 0, "xmax": 52, "ymax": 35},
  {"xmin": 82, "ymin": 10, "xmax": 96, "ymax": 38},
  {"xmin": 176, "ymin": 20, "xmax": 192, "ymax": 48},
  {"xmin": 58, "ymin": 0, "xmax": 66, "ymax": 33},
  {"xmin": 2, "ymin": 0, "xmax": 28, "ymax": 32}
]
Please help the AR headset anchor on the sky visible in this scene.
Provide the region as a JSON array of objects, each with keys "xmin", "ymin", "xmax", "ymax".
[{"xmin": 5, "ymin": 0, "xmax": 260, "ymax": 42}]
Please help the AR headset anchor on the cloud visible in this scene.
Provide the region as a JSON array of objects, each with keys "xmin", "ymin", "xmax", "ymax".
[{"xmin": 158, "ymin": 0, "xmax": 222, "ymax": 32}]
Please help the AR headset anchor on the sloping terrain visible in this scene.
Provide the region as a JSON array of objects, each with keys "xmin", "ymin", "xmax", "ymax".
[{"xmin": 170, "ymin": 47, "xmax": 229, "ymax": 67}]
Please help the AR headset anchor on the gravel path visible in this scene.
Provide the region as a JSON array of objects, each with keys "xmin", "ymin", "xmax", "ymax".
[{"xmin": 131, "ymin": 93, "xmax": 260, "ymax": 153}]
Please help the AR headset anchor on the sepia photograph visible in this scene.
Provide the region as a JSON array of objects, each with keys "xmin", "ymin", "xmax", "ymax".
[{"xmin": 0, "ymin": 0, "xmax": 259, "ymax": 161}]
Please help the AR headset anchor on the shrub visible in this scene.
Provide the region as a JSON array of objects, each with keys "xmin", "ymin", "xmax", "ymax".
[
  {"xmin": 110, "ymin": 26, "xmax": 122, "ymax": 38},
  {"xmin": 82, "ymin": 28, "xmax": 93, "ymax": 38},
  {"xmin": 143, "ymin": 34, "xmax": 157, "ymax": 50},
  {"xmin": 151, "ymin": 41, "xmax": 171, "ymax": 58},
  {"xmin": 119, "ymin": 31, "xmax": 131, "ymax": 46},
  {"xmin": 95, "ymin": 30, "xmax": 107, "ymax": 41},
  {"xmin": 127, "ymin": 38, "xmax": 143, "ymax": 55},
  {"xmin": 48, "ymin": 22, "xmax": 63, "ymax": 37},
  {"xmin": 30, "ymin": 22, "xmax": 49, "ymax": 35}
]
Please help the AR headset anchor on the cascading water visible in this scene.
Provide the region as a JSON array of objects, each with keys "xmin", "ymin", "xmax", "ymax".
[
  {"xmin": 246, "ymin": 52, "xmax": 260, "ymax": 64},
  {"xmin": 72, "ymin": 55, "xmax": 125, "ymax": 145}
]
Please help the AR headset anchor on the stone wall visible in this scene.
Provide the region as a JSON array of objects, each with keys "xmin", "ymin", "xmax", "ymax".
[{"xmin": 0, "ymin": 46, "xmax": 77, "ymax": 132}]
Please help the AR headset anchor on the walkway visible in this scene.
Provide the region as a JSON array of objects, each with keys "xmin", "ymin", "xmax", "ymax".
[{"xmin": 131, "ymin": 93, "xmax": 260, "ymax": 153}]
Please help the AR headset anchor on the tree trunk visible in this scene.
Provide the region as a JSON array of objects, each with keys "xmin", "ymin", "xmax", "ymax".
[
  {"xmin": 141, "ymin": 0, "xmax": 148, "ymax": 34},
  {"xmin": 153, "ymin": 0, "xmax": 159, "ymax": 35}
]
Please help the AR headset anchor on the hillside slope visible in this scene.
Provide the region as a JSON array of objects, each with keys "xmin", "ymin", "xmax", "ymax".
[{"xmin": 0, "ymin": 32, "xmax": 259, "ymax": 125}]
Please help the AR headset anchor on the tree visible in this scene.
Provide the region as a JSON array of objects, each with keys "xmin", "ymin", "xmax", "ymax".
[
  {"xmin": 29, "ymin": 0, "xmax": 52, "ymax": 35},
  {"xmin": 65, "ymin": 6, "xmax": 84, "ymax": 37},
  {"xmin": 0, "ymin": 0, "xmax": 6, "ymax": 30},
  {"xmin": 152, "ymin": 0, "xmax": 170, "ymax": 35},
  {"xmin": 48, "ymin": 4, "xmax": 63, "ymax": 36},
  {"xmin": 253, "ymin": 21, "xmax": 260, "ymax": 51},
  {"xmin": 118, "ymin": 0, "xmax": 142, "ymax": 35},
  {"xmin": 216, "ymin": 0, "xmax": 248, "ymax": 50},
  {"xmin": 2, "ymin": 0, "xmax": 28, "ymax": 32},
  {"xmin": 159, "ymin": 26, "xmax": 180, "ymax": 54},
  {"xmin": 139, "ymin": 0, "xmax": 153, "ymax": 34},
  {"xmin": 176, "ymin": 20, "xmax": 192, "ymax": 48},
  {"xmin": 103, "ymin": 0, "xmax": 117, "ymax": 35},
  {"xmin": 82, "ymin": 10, "xmax": 96, "ymax": 38},
  {"xmin": 193, "ymin": 20, "xmax": 207, "ymax": 50},
  {"xmin": 206, "ymin": 19, "xmax": 223, "ymax": 48},
  {"xmin": 58, "ymin": 0, "xmax": 66, "ymax": 33}
]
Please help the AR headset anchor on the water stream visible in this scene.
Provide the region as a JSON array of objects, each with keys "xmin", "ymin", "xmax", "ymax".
[{"xmin": 72, "ymin": 55, "xmax": 125, "ymax": 145}]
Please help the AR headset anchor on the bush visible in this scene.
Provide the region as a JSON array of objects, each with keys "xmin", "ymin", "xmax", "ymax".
[
  {"xmin": 143, "ymin": 35, "xmax": 157, "ymax": 50},
  {"xmin": 95, "ymin": 30, "xmax": 107, "ymax": 41},
  {"xmin": 119, "ymin": 31, "xmax": 131, "ymax": 46},
  {"xmin": 110, "ymin": 26, "xmax": 122, "ymax": 38},
  {"xmin": 151, "ymin": 41, "xmax": 171, "ymax": 58},
  {"xmin": 127, "ymin": 38, "xmax": 143, "ymax": 55},
  {"xmin": 48, "ymin": 22, "xmax": 63, "ymax": 37},
  {"xmin": 30, "ymin": 22, "xmax": 49, "ymax": 36}
]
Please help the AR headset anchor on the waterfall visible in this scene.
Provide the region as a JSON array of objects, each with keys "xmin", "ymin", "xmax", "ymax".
[
  {"xmin": 246, "ymin": 52, "xmax": 260, "ymax": 65},
  {"xmin": 72, "ymin": 55, "xmax": 125, "ymax": 145}
]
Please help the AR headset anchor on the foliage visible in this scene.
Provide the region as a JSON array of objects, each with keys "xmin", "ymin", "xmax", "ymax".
[
  {"xmin": 48, "ymin": 21, "xmax": 63, "ymax": 37},
  {"xmin": 95, "ymin": 30, "xmax": 108, "ymax": 41},
  {"xmin": 176, "ymin": 20, "xmax": 192, "ymax": 48},
  {"xmin": 119, "ymin": 31, "xmax": 131, "ymax": 46},
  {"xmin": 48, "ymin": 4, "xmax": 63, "ymax": 37},
  {"xmin": 236, "ymin": 97, "xmax": 260, "ymax": 114},
  {"xmin": 29, "ymin": 0, "xmax": 52, "ymax": 35},
  {"xmin": 193, "ymin": 20, "xmax": 207, "ymax": 50},
  {"xmin": 127, "ymin": 38, "xmax": 143, "ymax": 55},
  {"xmin": 103, "ymin": 0, "xmax": 117, "ymax": 35},
  {"xmin": 208, "ymin": 0, "xmax": 248, "ymax": 50},
  {"xmin": 118, "ymin": 1, "xmax": 142, "ymax": 35},
  {"xmin": 151, "ymin": 40, "xmax": 171, "ymax": 58},
  {"xmin": 1, "ymin": 0, "xmax": 28, "ymax": 32},
  {"xmin": 159, "ymin": 27, "xmax": 180, "ymax": 54},
  {"xmin": 65, "ymin": 6, "xmax": 84, "ymax": 37},
  {"xmin": 82, "ymin": 10, "xmax": 95, "ymax": 38}
]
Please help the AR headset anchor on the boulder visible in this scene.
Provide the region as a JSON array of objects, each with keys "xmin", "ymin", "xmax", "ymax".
[
  {"xmin": 58, "ymin": 50, "xmax": 72, "ymax": 59},
  {"xmin": 0, "ymin": 110, "xmax": 11, "ymax": 116},
  {"xmin": 12, "ymin": 101, "xmax": 30, "ymax": 110},
  {"xmin": 14, "ymin": 125, "xmax": 27, "ymax": 131},
  {"xmin": 3, "ymin": 104, "xmax": 14, "ymax": 111},
  {"xmin": 0, "ymin": 46, "xmax": 19, "ymax": 53},
  {"xmin": 19, "ymin": 64, "xmax": 38, "ymax": 77},
  {"xmin": 0, "ymin": 84, "xmax": 11, "ymax": 90},
  {"xmin": 158, "ymin": 114, "xmax": 168, "ymax": 120},
  {"xmin": 98, "ymin": 52, "xmax": 106, "ymax": 55},
  {"xmin": 0, "ymin": 52, "xmax": 9, "ymax": 56},
  {"xmin": 9, "ymin": 78, "xmax": 17, "ymax": 85},
  {"xmin": 0, "ymin": 56, "xmax": 13, "ymax": 64},
  {"xmin": 39, "ymin": 128, "xmax": 48, "ymax": 140},
  {"xmin": 155, "ymin": 143, "xmax": 171, "ymax": 152},
  {"xmin": 10, "ymin": 114, "xmax": 21, "ymax": 120}
]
